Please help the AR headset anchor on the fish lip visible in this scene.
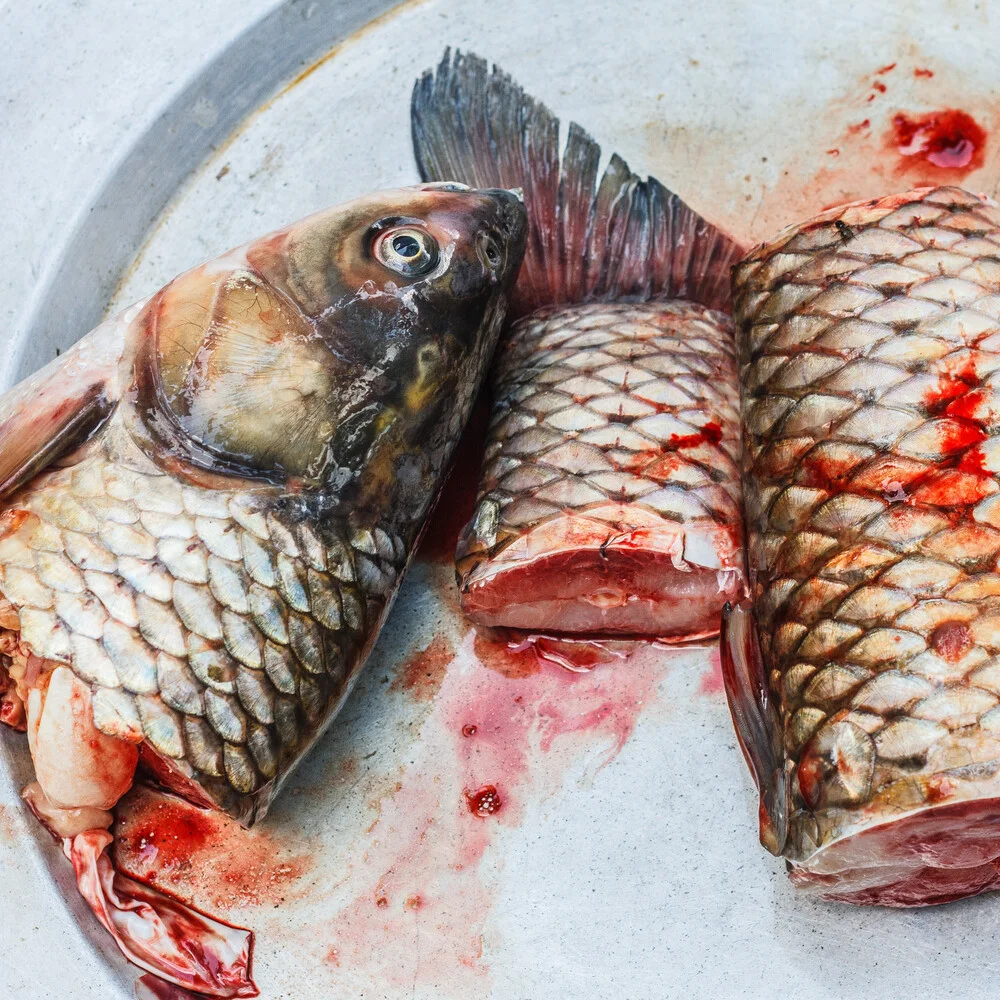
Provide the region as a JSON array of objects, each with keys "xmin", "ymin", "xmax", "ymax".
[{"xmin": 478, "ymin": 186, "xmax": 528, "ymax": 272}]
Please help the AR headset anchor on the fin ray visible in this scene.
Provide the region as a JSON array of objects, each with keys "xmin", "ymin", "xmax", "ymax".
[
  {"xmin": 412, "ymin": 49, "xmax": 746, "ymax": 317},
  {"xmin": 720, "ymin": 603, "xmax": 789, "ymax": 855}
]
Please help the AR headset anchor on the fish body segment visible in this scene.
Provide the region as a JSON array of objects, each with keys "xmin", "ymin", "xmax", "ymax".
[
  {"xmin": 727, "ymin": 185, "xmax": 1000, "ymax": 904},
  {"xmin": 458, "ymin": 300, "xmax": 744, "ymax": 637},
  {"xmin": 413, "ymin": 50, "xmax": 746, "ymax": 637}
]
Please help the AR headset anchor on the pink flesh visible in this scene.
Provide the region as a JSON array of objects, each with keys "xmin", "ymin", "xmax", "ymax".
[
  {"xmin": 2, "ymin": 653, "xmax": 257, "ymax": 996},
  {"xmin": 68, "ymin": 830, "xmax": 257, "ymax": 997},
  {"xmin": 462, "ymin": 545, "xmax": 742, "ymax": 636},
  {"xmin": 790, "ymin": 797, "xmax": 1000, "ymax": 907}
]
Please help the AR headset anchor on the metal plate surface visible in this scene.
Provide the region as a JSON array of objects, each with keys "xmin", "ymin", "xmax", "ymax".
[{"xmin": 5, "ymin": 1, "xmax": 1000, "ymax": 998}]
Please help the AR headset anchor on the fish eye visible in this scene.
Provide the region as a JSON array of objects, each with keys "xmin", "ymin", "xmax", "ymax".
[
  {"xmin": 374, "ymin": 225, "xmax": 439, "ymax": 277},
  {"xmin": 477, "ymin": 231, "xmax": 504, "ymax": 271}
]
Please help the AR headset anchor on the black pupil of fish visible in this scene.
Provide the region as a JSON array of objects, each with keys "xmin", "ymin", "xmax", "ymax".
[{"xmin": 392, "ymin": 233, "xmax": 422, "ymax": 258}]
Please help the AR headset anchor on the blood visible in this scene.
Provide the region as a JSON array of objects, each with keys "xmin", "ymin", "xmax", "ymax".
[
  {"xmin": 946, "ymin": 387, "xmax": 995, "ymax": 423},
  {"xmin": 889, "ymin": 109, "xmax": 987, "ymax": 176},
  {"xmin": 669, "ymin": 421, "xmax": 723, "ymax": 449},
  {"xmin": 872, "ymin": 80, "xmax": 887, "ymax": 94},
  {"xmin": 319, "ymin": 629, "xmax": 665, "ymax": 990},
  {"xmin": 911, "ymin": 469, "xmax": 994, "ymax": 507},
  {"xmin": 846, "ymin": 118, "xmax": 871, "ymax": 136},
  {"xmin": 930, "ymin": 621, "xmax": 974, "ymax": 662},
  {"xmin": 914, "ymin": 68, "xmax": 934, "ymax": 78},
  {"xmin": 933, "ymin": 418, "xmax": 986, "ymax": 455},
  {"xmin": 939, "ymin": 351, "xmax": 982, "ymax": 386},
  {"xmin": 698, "ymin": 649, "xmax": 725, "ymax": 696},
  {"xmin": 389, "ymin": 634, "xmax": 457, "ymax": 702},
  {"xmin": 417, "ymin": 396, "xmax": 490, "ymax": 564},
  {"xmin": 464, "ymin": 785, "xmax": 502, "ymax": 817},
  {"xmin": 923, "ymin": 374, "xmax": 973, "ymax": 412},
  {"xmin": 794, "ymin": 448, "xmax": 863, "ymax": 491},
  {"xmin": 876, "ymin": 63, "xmax": 897, "ymax": 75},
  {"xmin": 114, "ymin": 785, "xmax": 312, "ymax": 912},
  {"xmin": 473, "ymin": 630, "xmax": 541, "ymax": 678}
]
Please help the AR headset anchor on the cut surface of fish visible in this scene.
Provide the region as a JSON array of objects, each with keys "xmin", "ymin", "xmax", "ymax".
[{"xmin": 726, "ymin": 184, "xmax": 1000, "ymax": 906}]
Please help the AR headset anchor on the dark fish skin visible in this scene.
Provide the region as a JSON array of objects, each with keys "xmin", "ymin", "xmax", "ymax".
[
  {"xmin": 412, "ymin": 50, "xmax": 747, "ymax": 637},
  {"xmin": 725, "ymin": 185, "xmax": 1000, "ymax": 906},
  {"xmin": 0, "ymin": 184, "xmax": 526, "ymax": 824}
]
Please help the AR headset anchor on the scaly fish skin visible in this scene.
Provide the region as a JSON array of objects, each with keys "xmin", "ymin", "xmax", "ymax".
[
  {"xmin": 0, "ymin": 184, "xmax": 527, "ymax": 825},
  {"xmin": 728, "ymin": 185, "xmax": 1000, "ymax": 904},
  {"xmin": 458, "ymin": 300, "xmax": 744, "ymax": 637}
]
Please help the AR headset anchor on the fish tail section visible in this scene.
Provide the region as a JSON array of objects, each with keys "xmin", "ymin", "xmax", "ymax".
[
  {"xmin": 720, "ymin": 603, "xmax": 788, "ymax": 856},
  {"xmin": 412, "ymin": 48, "xmax": 745, "ymax": 317}
]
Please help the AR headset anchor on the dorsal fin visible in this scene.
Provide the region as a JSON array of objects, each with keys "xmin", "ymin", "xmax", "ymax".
[{"xmin": 412, "ymin": 49, "xmax": 745, "ymax": 319}]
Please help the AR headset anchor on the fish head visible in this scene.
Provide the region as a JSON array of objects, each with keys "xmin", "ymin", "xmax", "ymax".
[{"xmin": 129, "ymin": 184, "xmax": 527, "ymax": 503}]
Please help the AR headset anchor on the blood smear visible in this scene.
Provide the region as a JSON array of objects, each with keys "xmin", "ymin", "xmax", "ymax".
[
  {"xmin": 315, "ymin": 628, "xmax": 667, "ymax": 993},
  {"xmin": 890, "ymin": 109, "xmax": 986, "ymax": 175}
]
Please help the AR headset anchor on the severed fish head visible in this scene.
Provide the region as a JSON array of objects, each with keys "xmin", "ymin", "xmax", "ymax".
[
  {"xmin": 0, "ymin": 181, "xmax": 525, "ymax": 995},
  {"xmin": 128, "ymin": 183, "xmax": 527, "ymax": 505},
  {"xmin": 0, "ymin": 182, "xmax": 526, "ymax": 827}
]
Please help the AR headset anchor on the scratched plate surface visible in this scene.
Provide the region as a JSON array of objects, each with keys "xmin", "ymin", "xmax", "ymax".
[{"xmin": 7, "ymin": 1, "xmax": 1000, "ymax": 998}]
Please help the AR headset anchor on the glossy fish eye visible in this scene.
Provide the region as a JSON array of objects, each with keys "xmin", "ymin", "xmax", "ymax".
[{"xmin": 374, "ymin": 226, "xmax": 439, "ymax": 277}]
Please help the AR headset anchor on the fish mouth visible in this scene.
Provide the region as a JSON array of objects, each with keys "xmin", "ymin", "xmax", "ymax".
[{"xmin": 477, "ymin": 186, "xmax": 528, "ymax": 281}]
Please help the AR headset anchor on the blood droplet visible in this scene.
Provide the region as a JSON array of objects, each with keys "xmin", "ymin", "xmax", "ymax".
[
  {"xmin": 464, "ymin": 785, "xmax": 502, "ymax": 818},
  {"xmin": 930, "ymin": 621, "xmax": 974, "ymax": 663}
]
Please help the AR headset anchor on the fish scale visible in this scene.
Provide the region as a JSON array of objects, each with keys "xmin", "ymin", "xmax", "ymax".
[
  {"xmin": 727, "ymin": 185, "xmax": 1000, "ymax": 903},
  {"xmin": 0, "ymin": 423, "xmax": 404, "ymax": 823}
]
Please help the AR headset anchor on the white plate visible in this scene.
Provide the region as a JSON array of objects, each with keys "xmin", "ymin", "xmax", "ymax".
[{"xmin": 5, "ymin": 1, "xmax": 1000, "ymax": 998}]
